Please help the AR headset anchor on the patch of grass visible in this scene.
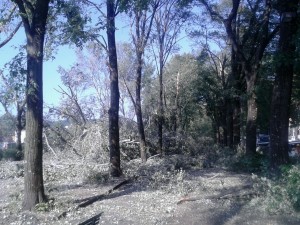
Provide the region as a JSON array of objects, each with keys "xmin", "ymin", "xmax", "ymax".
[{"xmin": 35, "ymin": 198, "xmax": 55, "ymax": 212}]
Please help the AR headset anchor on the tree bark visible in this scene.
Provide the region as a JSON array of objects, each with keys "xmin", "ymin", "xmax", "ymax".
[
  {"xmin": 233, "ymin": 96, "xmax": 241, "ymax": 146},
  {"xmin": 13, "ymin": 0, "xmax": 50, "ymax": 211},
  {"xmin": 226, "ymin": 99, "xmax": 233, "ymax": 148},
  {"xmin": 16, "ymin": 105, "xmax": 24, "ymax": 152},
  {"xmin": 231, "ymin": 46, "xmax": 242, "ymax": 147},
  {"xmin": 244, "ymin": 65, "xmax": 261, "ymax": 155},
  {"xmin": 131, "ymin": 2, "xmax": 158, "ymax": 162},
  {"xmin": 158, "ymin": 54, "xmax": 164, "ymax": 155},
  {"xmin": 107, "ymin": 0, "xmax": 121, "ymax": 177},
  {"xmin": 135, "ymin": 53, "xmax": 147, "ymax": 162},
  {"xmin": 269, "ymin": 0, "xmax": 299, "ymax": 167}
]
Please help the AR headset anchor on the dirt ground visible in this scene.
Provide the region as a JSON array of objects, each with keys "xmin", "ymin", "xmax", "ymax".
[{"xmin": 0, "ymin": 155, "xmax": 299, "ymax": 225}]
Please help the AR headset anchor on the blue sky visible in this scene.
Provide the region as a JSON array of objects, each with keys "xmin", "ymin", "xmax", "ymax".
[
  {"xmin": 0, "ymin": 16, "xmax": 193, "ymax": 115},
  {"xmin": 0, "ymin": 28, "xmax": 78, "ymax": 111}
]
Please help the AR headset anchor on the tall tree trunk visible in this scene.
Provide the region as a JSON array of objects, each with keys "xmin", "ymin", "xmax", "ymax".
[
  {"xmin": 245, "ymin": 70, "xmax": 258, "ymax": 155},
  {"xmin": 136, "ymin": 53, "xmax": 147, "ymax": 162},
  {"xmin": 233, "ymin": 96, "xmax": 241, "ymax": 145},
  {"xmin": 158, "ymin": 57, "xmax": 164, "ymax": 155},
  {"xmin": 269, "ymin": 0, "xmax": 299, "ymax": 167},
  {"xmin": 24, "ymin": 50, "xmax": 46, "ymax": 209},
  {"xmin": 13, "ymin": 0, "xmax": 50, "ymax": 211},
  {"xmin": 231, "ymin": 47, "xmax": 242, "ymax": 147},
  {"xmin": 16, "ymin": 105, "xmax": 23, "ymax": 152},
  {"xmin": 131, "ymin": 3, "xmax": 158, "ymax": 161},
  {"xmin": 107, "ymin": 0, "xmax": 121, "ymax": 177},
  {"xmin": 220, "ymin": 104, "xmax": 227, "ymax": 146},
  {"xmin": 226, "ymin": 99, "xmax": 233, "ymax": 148},
  {"xmin": 175, "ymin": 71, "xmax": 181, "ymax": 134}
]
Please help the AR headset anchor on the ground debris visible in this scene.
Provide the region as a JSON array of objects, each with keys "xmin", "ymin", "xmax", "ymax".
[{"xmin": 0, "ymin": 156, "xmax": 299, "ymax": 225}]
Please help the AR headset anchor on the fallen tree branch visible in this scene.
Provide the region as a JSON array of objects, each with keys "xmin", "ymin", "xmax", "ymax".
[
  {"xmin": 147, "ymin": 154, "xmax": 161, "ymax": 160},
  {"xmin": 78, "ymin": 212, "xmax": 103, "ymax": 225},
  {"xmin": 78, "ymin": 179, "xmax": 132, "ymax": 208},
  {"xmin": 177, "ymin": 191, "xmax": 260, "ymax": 205},
  {"xmin": 43, "ymin": 132, "xmax": 58, "ymax": 158},
  {"xmin": 58, "ymin": 178, "xmax": 134, "ymax": 219}
]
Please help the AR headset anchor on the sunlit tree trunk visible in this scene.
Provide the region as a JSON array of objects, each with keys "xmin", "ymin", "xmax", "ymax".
[{"xmin": 12, "ymin": 0, "xmax": 50, "ymax": 210}]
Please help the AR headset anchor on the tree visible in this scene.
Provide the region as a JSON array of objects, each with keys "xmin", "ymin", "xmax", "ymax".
[
  {"xmin": 0, "ymin": 0, "xmax": 22, "ymax": 48},
  {"xmin": 151, "ymin": 0, "xmax": 190, "ymax": 154},
  {"xmin": 12, "ymin": 0, "xmax": 50, "ymax": 210},
  {"xmin": 194, "ymin": 47, "xmax": 232, "ymax": 145},
  {"xmin": 0, "ymin": 52, "xmax": 26, "ymax": 152},
  {"xmin": 107, "ymin": 0, "xmax": 121, "ymax": 176},
  {"xmin": 125, "ymin": 0, "xmax": 160, "ymax": 162},
  {"xmin": 200, "ymin": 0, "xmax": 278, "ymax": 154},
  {"xmin": 0, "ymin": 113, "xmax": 16, "ymax": 141},
  {"xmin": 269, "ymin": 0, "xmax": 300, "ymax": 167},
  {"xmin": 0, "ymin": 1, "xmax": 24, "ymax": 152},
  {"xmin": 188, "ymin": 10, "xmax": 236, "ymax": 146},
  {"xmin": 163, "ymin": 54, "xmax": 199, "ymax": 134}
]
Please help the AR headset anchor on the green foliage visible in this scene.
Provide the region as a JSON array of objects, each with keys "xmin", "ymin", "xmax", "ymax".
[
  {"xmin": 256, "ymin": 60, "xmax": 273, "ymax": 133},
  {"xmin": 35, "ymin": 198, "xmax": 55, "ymax": 212},
  {"xmin": 0, "ymin": 51, "xmax": 26, "ymax": 107},
  {"xmin": 85, "ymin": 170, "xmax": 110, "ymax": 184},
  {"xmin": 230, "ymin": 153, "xmax": 269, "ymax": 174},
  {"xmin": 47, "ymin": 0, "xmax": 91, "ymax": 49},
  {"xmin": 281, "ymin": 165, "xmax": 300, "ymax": 211},
  {"xmin": 119, "ymin": 0, "xmax": 151, "ymax": 13},
  {"xmin": 0, "ymin": 113, "xmax": 15, "ymax": 138},
  {"xmin": 252, "ymin": 165, "xmax": 300, "ymax": 214},
  {"xmin": 2, "ymin": 148, "xmax": 24, "ymax": 161}
]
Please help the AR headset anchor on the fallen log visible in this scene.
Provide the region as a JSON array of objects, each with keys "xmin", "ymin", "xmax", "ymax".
[
  {"xmin": 78, "ymin": 179, "xmax": 132, "ymax": 208},
  {"xmin": 58, "ymin": 178, "xmax": 134, "ymax": 219},
  {"xmin": 78, "ymin": 212, "xmax": 103, "ymax": 225}
]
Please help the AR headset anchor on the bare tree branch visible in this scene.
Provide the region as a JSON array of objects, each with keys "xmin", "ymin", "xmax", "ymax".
[{"xmin": 0, "ymin": 21, "xmax": 22, "ymax": 48}]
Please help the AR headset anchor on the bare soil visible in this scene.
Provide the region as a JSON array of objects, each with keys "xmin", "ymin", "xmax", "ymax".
[{"xmin": 0, "ymin": 155, "xmax": 299, "ymax": 225}]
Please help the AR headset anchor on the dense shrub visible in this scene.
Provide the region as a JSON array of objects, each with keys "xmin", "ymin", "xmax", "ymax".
[
  {"xmin": 229, "ymin": 153, "xmax": 269, "ymax": 174},
  {"xmin": 251, "ymin": 164, "xmax": 300, "ymax": 214},
  {"xmin": 282, "ymin": 165, "xmax": 300, "ymax": 211}
]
